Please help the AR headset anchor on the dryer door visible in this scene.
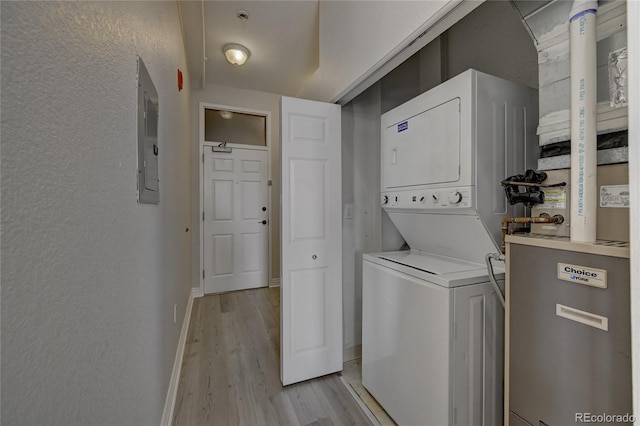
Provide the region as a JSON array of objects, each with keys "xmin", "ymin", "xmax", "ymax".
[{"xmin": 382, "ymin": 97, "xmax": 460, "ymax": 190}]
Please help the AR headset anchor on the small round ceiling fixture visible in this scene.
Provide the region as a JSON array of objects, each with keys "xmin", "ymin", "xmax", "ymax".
[
  {"xmin": 219, "ymin": 110, "xmax": 234, "ymax": 120},
  {"xmin": 223, "ymin": 43, "xmax": 250, "ymax": 66},
  {"xmin": 236, "ymin": 10, "xmax": 249, "ymax": 21}
]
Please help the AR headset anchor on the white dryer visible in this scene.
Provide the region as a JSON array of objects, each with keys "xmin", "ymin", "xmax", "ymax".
[{"xmin": 362, "ymin": 69, "xmax": 538, "ymax": 425}]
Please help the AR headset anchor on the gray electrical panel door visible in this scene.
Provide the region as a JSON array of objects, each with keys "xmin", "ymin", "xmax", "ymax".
[
  {"xmin": 509, "ymin": 243, "xmax": 632, "ymax": 426},
  {"xmin": 137, "ymin": 57, "xmax": 159, "ymax": 204}
]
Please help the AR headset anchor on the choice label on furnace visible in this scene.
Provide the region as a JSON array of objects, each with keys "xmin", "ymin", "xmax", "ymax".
[{"xmin": 557, "ymin": 263, "xmax": 607, "ymax": 288}]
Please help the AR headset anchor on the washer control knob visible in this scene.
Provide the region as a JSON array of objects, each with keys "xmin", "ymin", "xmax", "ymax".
[
  {"xmin": 448, "ymin": 191, "xmax": 463, "ymax": 204},
  {"xmin": 382, "ymin": 195, "xmax": 389, "ymax": 205}
]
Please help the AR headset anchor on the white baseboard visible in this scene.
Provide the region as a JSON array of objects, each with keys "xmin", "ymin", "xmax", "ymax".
[
  {"xmin": 343, "ymin": 344, "xmax": 362, "ymax": 362},
  {"xmin": 270, "ymin": 278, "xmax": 281, "ymax": 287},
  {"xmin": 192, "ymin": 287, "xmax": 204, "ymax": 298},
  {"xmin": 161, "ymin": 291, "xmax": 194, "ymax": 425}
]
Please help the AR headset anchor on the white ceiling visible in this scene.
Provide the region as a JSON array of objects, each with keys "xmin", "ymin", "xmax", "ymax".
[{"xmin": 179, "ymin": 0, "xmax": 319, "ymax": 96}]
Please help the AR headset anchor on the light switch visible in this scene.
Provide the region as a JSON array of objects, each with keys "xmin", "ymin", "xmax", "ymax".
[{"xmin": 344, "ymin": 204, "xmax": 354, "ymax": 219}]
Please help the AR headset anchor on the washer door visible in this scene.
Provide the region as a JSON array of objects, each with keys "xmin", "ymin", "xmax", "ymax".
[{"xmin": 362, "ymin": 259, "xmax": 451, "ymax": 425}]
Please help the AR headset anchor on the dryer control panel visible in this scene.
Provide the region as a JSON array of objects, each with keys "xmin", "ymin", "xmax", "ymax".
[{"xmin": 382, "ymin": 187, "xmax": 473, "ymax": 210}]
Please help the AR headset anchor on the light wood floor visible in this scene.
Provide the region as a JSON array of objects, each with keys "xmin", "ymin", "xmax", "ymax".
[{"xmin": 172, "ymin": 287, "xmax": 373, "ymax": 426}]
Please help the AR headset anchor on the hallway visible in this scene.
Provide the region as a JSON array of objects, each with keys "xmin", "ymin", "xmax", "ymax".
[{"xmin": 172, "ymin": 288, "xmax": 373, "ymax": 425}]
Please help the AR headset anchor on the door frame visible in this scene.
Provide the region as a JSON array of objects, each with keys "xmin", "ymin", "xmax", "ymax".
[{"xmin": 198, "ymin": 102, "xmax": 272, "ymax": 296}]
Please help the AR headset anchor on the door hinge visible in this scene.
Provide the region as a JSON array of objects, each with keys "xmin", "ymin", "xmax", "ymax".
[
  {"xmin": 202, "ymin": 211, "xmax": 205, "ymax": 221},
  {"xmin": 203, "ymin": 269, "xmax": 205, "ymax": 279},
  {"xmin": 202, "ymin": 153, "xmax": 204, "ymax": 163}
]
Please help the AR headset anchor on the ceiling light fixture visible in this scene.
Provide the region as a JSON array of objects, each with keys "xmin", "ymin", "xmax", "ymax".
[
  {"xmin": 219, "ymin": 110, "xmax": 234, "ymax": 120},
  {"xmin": 236, "ymin": 10, "xmax": 249, "ymax": 21},
  {"xmin": 223, "ymin": 43, "xmax": 250, "ymax": 66}
]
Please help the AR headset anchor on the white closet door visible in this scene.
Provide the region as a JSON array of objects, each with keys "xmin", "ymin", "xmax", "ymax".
[{"xmin": 280, "ymin": 96, "xmax": 342, "ymax": 386}]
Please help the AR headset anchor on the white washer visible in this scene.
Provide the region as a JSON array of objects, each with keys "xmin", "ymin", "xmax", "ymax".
[
  {"xmin": 362, "ymin": 250, "xmax": 503, "ymax": 426},
  {"xmin": 362, "ymin": 69, "xmax": 538, "ymax": 425}
]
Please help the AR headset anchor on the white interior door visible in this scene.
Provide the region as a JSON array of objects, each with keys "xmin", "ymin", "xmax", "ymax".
[
  {"xmin": 203, "ymin": 146, "xmax": 269, "ymax": 294},
  {"xmin": 280, "ymin": 96, "xmax": 342, "ymax": 386}
]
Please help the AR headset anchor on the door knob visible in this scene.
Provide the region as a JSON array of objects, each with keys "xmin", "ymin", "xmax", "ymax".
[{"xmin": 258, "ymin": 220, "xmax": 267, "ymax": 225}]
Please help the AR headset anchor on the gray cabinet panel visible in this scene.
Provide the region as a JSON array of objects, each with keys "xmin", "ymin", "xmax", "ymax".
[
  {"xmin": 509, "ymin": 243, "xmax": 631, "ymax": 425},
  {"xmin": 137, "ymin": 56, "xmax": 159, "ymax": 204}
]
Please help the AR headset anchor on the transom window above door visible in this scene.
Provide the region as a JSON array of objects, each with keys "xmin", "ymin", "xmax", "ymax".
[{"xmin": 204, "ymin": 108, "xmax": 267, "ymax": 146}]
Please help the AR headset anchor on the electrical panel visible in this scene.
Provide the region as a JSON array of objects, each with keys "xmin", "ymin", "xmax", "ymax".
[{"xmin": 137, "ymin": 56, "xmax": 159, "ymax": 204}]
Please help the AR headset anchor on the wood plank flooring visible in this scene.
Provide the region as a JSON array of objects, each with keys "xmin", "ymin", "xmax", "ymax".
[{"xmin": 172, "ymin": 287, "xmax": 373, "ymax": 426}]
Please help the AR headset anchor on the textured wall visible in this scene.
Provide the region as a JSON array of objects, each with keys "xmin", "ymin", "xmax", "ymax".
[
  {"xmin": 190, "ymin": 84, "xmax": 281, "ymax": 288},
  {"xmin": 1, "ymin": 2, "xmax": 191, "ymax": 424}
]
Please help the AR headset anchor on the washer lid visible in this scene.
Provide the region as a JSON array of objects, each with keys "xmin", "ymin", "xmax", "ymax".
[
  {"xmin": 379, "ymin": 251, "xmax": 483, "ymax": 275},
  {"xmin": 386, "ymin": 212, "xmax": 499, "ymax": 264},
  {"xmin": 364, "ymin": 250, "xmax": 504, "ymax": 288}
]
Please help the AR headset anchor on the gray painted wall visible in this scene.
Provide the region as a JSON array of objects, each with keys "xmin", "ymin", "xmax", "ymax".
[
  {"xmin": 341, "ymin": 83, "xmax": 386, "ymax": 350},
  {"xmin": 447, "ymin": 0, "xmax": 538, "ymax": 89},
  {"xmin": 1, "ymin": 2, "xmax": 192, "ymax": 423}
]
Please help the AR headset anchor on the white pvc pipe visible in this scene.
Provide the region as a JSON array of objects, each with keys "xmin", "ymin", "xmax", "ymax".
[{"xmin": 569, "ymin": 0, "xmax": 598, "ymax": 243}]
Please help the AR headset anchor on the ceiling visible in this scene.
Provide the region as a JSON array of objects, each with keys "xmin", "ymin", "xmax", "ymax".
[{"xmin": 179, "ymin": 0, "xmax": 319, "ymax": 96}]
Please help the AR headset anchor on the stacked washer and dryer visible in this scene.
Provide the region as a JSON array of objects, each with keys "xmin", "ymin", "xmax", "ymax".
[{"xmin": 361, "ymin": 69, "xmax": 538, "ymax": 425}]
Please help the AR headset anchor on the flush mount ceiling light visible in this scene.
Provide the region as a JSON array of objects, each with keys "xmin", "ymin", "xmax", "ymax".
[
  {"xmin": 219, "ymin": 110, "xmax": 234, "ymax": 120},
  {"xmin": 236, "ymin": 10, "xmax": 249, "ymax": 21},
  {"xmin": 223, "ymin": 43, "xmax": 250, "ymax": 66}
]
